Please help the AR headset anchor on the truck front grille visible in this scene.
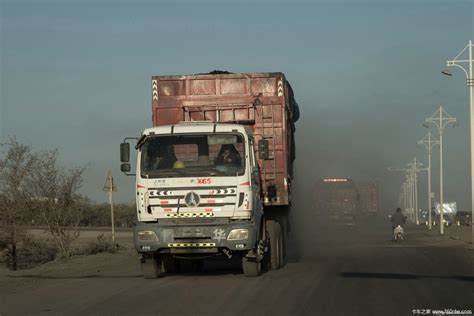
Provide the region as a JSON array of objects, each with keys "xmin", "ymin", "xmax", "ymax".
[{"xmin": 158, "ymin": 217, "xmax": 229, "ymax": 226}]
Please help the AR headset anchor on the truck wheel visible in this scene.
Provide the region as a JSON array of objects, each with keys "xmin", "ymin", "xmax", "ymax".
[
  {"xmin": 141, "ymin": 254, "xmax": 162, "ymax": 279},
  {"xmin": 279, "ymin": 218, "xmax": 288, "ymax": 266},
  {"xmin": 163, "ymin": 255, "xmax": 179, "ymax": 274},
  {"xmin": 242, "ymin": 256, "xmax": 261, "ymax": 277},
  {"xmin": 266, "ymin": 220, "xmax": 283, "ymax": 270},
  {"xmin": 278, "ymin": 222, "xmax": 285, "ymax": 267}
]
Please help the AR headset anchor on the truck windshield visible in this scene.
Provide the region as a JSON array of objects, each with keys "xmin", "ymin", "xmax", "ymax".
[{"xmin": 140, "ymin": 133, "xmax": 245, "ymax": 178}]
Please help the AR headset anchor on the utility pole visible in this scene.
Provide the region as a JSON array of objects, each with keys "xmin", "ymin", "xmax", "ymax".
[
  {"xmin": 388, "ymin": 165, "xmax": 416, "ymax": 222},
  {"xmin": 418, "ymin": 132, "xmax": 440, "ymax": 230},
  {"xmin": 407, "ymin": 157, "xmax": 423, "ymax": 225},
  {"xmin": 403, "ymin": 181, "xmax": 409, "ymax": 214},
  {"xmin": 425, "ymin": 106, "xmax": 457, "ymax": 235},
  {"xmin": 442, "ymin": 40, "xmax": 474, "ymax": 245},
  {"xmin": 401, "ymin": 182, "xmax": 408, "ymax": 213},
  {"xmin": 408, "ymin": 175, "xmax": 413, "ymax": 221},
  {"xmin": 103, "ymin": 170, "xmax": 117, "ymax": 246}
]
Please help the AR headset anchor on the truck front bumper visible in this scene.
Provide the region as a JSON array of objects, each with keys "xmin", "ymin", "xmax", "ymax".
[{"xmin": 133, "ymin": 221, "xmax": 258, "ymax": 254}]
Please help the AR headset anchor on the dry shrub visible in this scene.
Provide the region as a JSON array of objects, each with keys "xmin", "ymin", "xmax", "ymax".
[
  {"xmin": 0, "ymin": 235, "xmax": 57, "ymax": 269},
  {"xmin": 80, "ymin": 234, "xmax": 117, "ymax": 256}
]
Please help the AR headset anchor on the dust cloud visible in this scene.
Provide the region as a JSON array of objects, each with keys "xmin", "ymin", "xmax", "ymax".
[{"xmin": 287, "ymin": 106, "xmax": 390, "ymax": 260}]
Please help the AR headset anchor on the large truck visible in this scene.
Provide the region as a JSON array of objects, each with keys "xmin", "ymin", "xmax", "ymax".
[
  {"xmin": 357, "ymin": 181, "xmax": 379, "ymax": 216},
  {"xmin": 314, "ymin": 178, "xmax": 359, "ymax": 224},
  {"xmin": 120, "ymin": 71, "xmax": 299, "ymax": 278}
]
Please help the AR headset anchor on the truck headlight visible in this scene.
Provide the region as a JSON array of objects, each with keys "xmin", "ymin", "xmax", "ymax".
[
  {"xmin": 227, "ymin": 229, "xmax": 249, "ymax": 241},
  {"xmin": 137, "ymin": 230, "xmax": 159, "ymax": 242}
]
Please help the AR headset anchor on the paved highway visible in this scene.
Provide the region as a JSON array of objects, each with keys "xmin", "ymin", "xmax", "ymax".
[{"xmin": 1, "ymin": 218, "xmax": 473, "ymax": 316}]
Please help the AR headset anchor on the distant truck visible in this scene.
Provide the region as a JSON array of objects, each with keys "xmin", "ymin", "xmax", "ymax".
[
  {"xmin": 120, "ymin": 72, "xmax": 299, "ymax": 277},
  {"xmin": 357, "ymin": 182, "xmax": 379, "ymax": 216},
  {"xmin": 314, "ymin": 178, "xmax": 359, "ymax": 224}
]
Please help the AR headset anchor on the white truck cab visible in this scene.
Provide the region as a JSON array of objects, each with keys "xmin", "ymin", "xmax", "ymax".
[
  {"xmin": 121, "ymin": 122, "xmax": 266, "ymax": 277},
  {"xmin": 136, "ymin": 122, "xmax": 262, "ymax": 222}
]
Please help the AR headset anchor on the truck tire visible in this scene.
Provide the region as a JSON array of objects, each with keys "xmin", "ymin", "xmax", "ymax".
[
  {"xmin": 141, "ymin": 254, "xmax": 162, "ymax": 279},
  {"xmin": 278, "ymin": 222, "xmax": 285, "ymax": 267},
  {"xmin": 266, "ymin": 220, "xmax": 283, "ymax": 270},
  {"xmin": 279, "ymin": 217, "xmax": 289, "ymax": 267},
  {"xmin": 163, "ymin": 255, "xmax": 179, "ymax": 274},
  {"xmin": 242, "ymin": 256, "xmax": 261, "ymax": 277}
]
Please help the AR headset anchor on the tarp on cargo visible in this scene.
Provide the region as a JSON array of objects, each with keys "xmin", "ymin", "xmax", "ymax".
[{"xmin": 286, "ymin": 81, "xmax": 300, "ymax": 123}]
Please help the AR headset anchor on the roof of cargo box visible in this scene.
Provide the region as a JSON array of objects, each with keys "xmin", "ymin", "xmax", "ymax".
[
  {"xmin": 151, "ymin": 71, "xmax": 300, "ymax": 123},
  {"xmin": 152, "ymin": 71, "xmax": 286, "ymax": 80}
]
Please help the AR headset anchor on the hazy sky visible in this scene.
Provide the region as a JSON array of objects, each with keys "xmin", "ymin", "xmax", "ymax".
[{"xmin": 1, "ymin": 0, "xmax": 473, "ymax": 212}]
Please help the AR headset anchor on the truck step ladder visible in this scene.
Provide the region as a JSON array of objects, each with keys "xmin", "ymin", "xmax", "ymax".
[{"xmin": 261, "ymin": 102, "xmax": 278, "ymax": 187}]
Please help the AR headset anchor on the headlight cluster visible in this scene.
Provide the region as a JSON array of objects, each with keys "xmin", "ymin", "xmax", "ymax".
[
  {"xmin": 227, "ymin": 229, "xmax": 249, "ymax": 241},
  {"xmin": 137, "ymin": 230, "xmax": 159, "ymax": 242}
]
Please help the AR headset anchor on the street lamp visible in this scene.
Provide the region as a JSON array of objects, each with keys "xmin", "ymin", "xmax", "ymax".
[
  {"xmin": 407, "ymin": 157, "xmax": 423, "ymax": 225},
  {"xmin": 403, "ymin": 173, "xmax": 414, "ymax": 221},
  {"xmin": 388, "ymin": 165, "xmax": 418, "ymax": 222},
  {"xmin": 401, "ymin": 182, "xmax": 408, "ymax": 213},
  {"xmin": 398, "ymin": 183, "xmax": 406, "ymax": 210},
  {"xmin": 406, "ymin": 173, "xmax": 414, "ymax": 221},
  {"xmin": 418, "ymin": 132, "xmax": 440, "ymax": 230},
  {"xmin": 425, "ymin": 106, "xmax": 457, "ymax": 235},
  {"xmin": 409, "ymin": 173, "xmax": 415, "ymax": 222},
  {"xmin": 442, "ymin": 40, "xmax": 474, "ymax": 245}
]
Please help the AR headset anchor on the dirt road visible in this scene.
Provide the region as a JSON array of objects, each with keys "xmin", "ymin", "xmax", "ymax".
[{"xmin": 1, "ymin": 220, "xmax": 473, "ymax": 316}]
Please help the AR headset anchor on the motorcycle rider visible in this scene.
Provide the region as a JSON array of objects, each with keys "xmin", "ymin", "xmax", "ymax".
[{"xmin": 390, "ymin": 207, "xmax": 406, "ymax": 238}]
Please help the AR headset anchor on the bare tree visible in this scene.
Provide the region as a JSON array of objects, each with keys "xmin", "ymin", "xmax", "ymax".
[
  {"xmin": 30, "ymin": 150, "xmax": 86, "ymax": 257},
  {"xmin": 0, "ymin": 137, "xmax": 88, "ymax": 267},
  {"xmin": 0, "ymin": 137, "xmax": 37, "ymax": 270}
]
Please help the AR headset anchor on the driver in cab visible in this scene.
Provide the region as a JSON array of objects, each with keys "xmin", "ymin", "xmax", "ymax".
[{"xmin": 215, "ymin": 144, "xmax": 242, "ymax": 167}]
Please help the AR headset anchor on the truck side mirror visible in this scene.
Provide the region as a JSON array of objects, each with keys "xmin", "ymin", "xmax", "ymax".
[
  {"xmin": 120, "ymin": 143, "xmax": 130, "ymax": 162},
  {"xmin": 258, "ymin": 139, "xmax": 269, "ymax": 160},
  {"xmin": 121, "ymin": 163, "xmax": 131, "ymax": 173}
]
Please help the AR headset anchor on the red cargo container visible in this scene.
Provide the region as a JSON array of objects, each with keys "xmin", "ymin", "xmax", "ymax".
[
  {"xmin": 151, "ymin": 72, "xmax": 298, "ymax": 207},
  {"xmin": 314, "ymin": 178, "xmax": 359, "ymax": 223},
  {"xmin": 358, "ymin": 182, "xmax": 379, "ymax": 215}
]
